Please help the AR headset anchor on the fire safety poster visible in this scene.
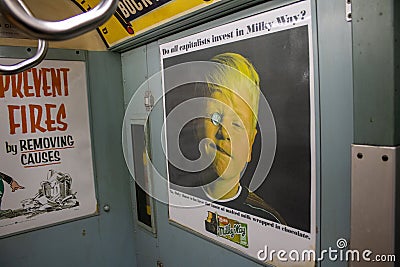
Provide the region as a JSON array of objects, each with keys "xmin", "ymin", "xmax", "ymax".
[{"xmin": 0, "ymin": 59, "xmax": 97, "ymax": 237}]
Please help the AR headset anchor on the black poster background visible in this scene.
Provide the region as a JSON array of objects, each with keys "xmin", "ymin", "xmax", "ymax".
[{"xmin": 163, "ymin": 26, "xmax": 311, "ymax": 232}]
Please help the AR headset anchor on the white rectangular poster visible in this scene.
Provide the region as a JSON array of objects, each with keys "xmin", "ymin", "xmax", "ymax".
[
  {"xmin": 0, "ymin": 59, "xmax": 97, "ymax": 237},
  {"xmin": 160, "ymin": 1, "xmax": 316, "ymax": 266}
]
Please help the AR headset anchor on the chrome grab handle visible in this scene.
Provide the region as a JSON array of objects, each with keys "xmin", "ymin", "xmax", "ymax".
[
  {"xmin": 0, "ymin": 40, "xmax": 48, "ymax": 75},
  {"xmin": 0, "ymin": 0, "xmax": 118, "ymax": 41},
  {"xmin": 0, "ymin": 0, "xmax": 118, "ymax": 74},
  {"xmin": 0, "ymin": 0, "xmax": 48, "ymax": 75}
]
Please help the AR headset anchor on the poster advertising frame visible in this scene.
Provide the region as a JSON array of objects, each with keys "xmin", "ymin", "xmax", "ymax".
[
  {"xmin": 0, "ymin": 59, "xmax": 98, "ymax": 238},
  {"xmin": 160, "ymin": 0, "xmax": 316, "ymax": 265}
]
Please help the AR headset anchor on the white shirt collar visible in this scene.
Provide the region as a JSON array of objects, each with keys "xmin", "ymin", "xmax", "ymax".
[{"xmin": 204, "ymin": 185, "xmax": 242, "ymax": 202}]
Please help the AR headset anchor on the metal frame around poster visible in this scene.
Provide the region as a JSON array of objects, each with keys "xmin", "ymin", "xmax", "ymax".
[{"xmin": 127, "ymin": 119, "xmax": 157, "ymax": 236}]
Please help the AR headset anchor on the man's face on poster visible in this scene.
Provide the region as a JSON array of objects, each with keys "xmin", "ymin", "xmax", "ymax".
[{"xmin": 202, "ymin": 87, "xmax": 257, "ymax": 183}]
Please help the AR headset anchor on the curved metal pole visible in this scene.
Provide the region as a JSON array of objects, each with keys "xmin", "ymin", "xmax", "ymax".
[
  {"xmin": 0, "ymin": 0, "xmax": 48, "ymax": 75},
  {"xmin": 0, "ymin": 0, "xmax": 118, "ymax": 41}
]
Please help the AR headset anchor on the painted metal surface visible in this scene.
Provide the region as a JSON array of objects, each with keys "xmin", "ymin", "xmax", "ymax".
[
  {"xmin": 352, "ymin": 0, "xmax": 399, "ymax": 146},
  {"xmin": 351, "ymin": 3, "xmax": 399, "ymax": 265},
  {"xmin": 350, "ymin": 145, "xmax": 396, "ymax": 267},
  {"xmin": 316, "ymin": 1, "xmax": 353, "ymax": 266},
  {"xmin": 122, "ymin": 45, "xmax": 161, "ymax": 267}
]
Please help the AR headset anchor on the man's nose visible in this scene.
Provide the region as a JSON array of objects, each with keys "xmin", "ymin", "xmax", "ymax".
[{"xmin": 215, "ymin": 124, "xmax": 230, "ymax": 140}]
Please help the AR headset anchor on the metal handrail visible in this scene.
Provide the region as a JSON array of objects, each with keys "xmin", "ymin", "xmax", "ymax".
[
  {"xmin": 0, "ymin": 0, "xmax": 118, "ymax": 74},
  {"xmin": 0, "ymin": 0, "xmax": 48, "ymax": 75},
  {"xmin": 0, "ymin": 40, "xmax": 48, "ymax": 75},
  {"xmin": 0, "ymin": 0, "xmax": 118, "ymax": 41}
]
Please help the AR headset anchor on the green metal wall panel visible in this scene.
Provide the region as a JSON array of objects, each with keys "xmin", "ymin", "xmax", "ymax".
[
  {"xmin": 352, "ymin": 0, "xmax": 399, "ymax": 146},
  {"xmin": 317, "ymin": 1, "xmax": 353, "ymax": 266}
]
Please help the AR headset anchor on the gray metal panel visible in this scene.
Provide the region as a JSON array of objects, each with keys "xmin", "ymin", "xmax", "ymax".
[
  {"xmin": 145, "ymin": 41, "xmax": 168, "ymax": 207},
  {"xmin": 350, "ymin": 145, "xmax": 396, "ymax": 267},
  {"xmin": 309, "ymin": 0, "xmax": 321, "ymax": 259},
  {"xmin": 0, "ymin": 49, "xmax": 137, "ymax": 267},
  {"xmin": 121, "ymin": 46, "xmax": 148, "ymax": 111},
  {"xmin": 122, "ymin": 45, "xmax": 161, "ymax": 267},
  {"xmin": 352, "ymin": 0, "xmax": 398, "ymax": 146},
  {"xmin": 86, "ymin": 51, "xmax": 137, "ymax": 266},
  {"xmin": 316, "ymin": 1, "xmax": 353, "ymax": 266},
  {"xmin": 0, "ymin": 46, "xmax": 86, "ymax": 60},
  {"xmin": 396, "ymin": 145, "xmax": 400, "ymax": 262}
]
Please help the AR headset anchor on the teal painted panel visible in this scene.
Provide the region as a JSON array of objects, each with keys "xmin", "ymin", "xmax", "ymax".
[
  {"xmin": 353, "ymin": 0, "xmax": 397, "ymax": 146},
  {"xmin": 310, "ymin": 0, "xmax": 321, "ymax": 258},
  {"xmin": 0, "ymin": 46, "xmax": 86, "ymax": 61},
  {"xmin": 86, "ymin": 50, "xmax": 137, "ymax": 266},
  {"xmin": 121, "ymin": 46, "xmax": 148, "ymax": 110},
  {"xmin": 121, "ymin": 45, "xmax": 161, "ymax": 267},
  {"xmin": 0, "ymin": 49, "xmax": 136, "ymax": 267},
  {"xmin": 317, "ymin": 0, "xmax": 353, "ymax": 266}
]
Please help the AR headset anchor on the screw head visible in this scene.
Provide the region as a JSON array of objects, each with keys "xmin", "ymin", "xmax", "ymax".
[{"xmin": 103, "ymin": 204, "xmax": 110, "ymax": 212}]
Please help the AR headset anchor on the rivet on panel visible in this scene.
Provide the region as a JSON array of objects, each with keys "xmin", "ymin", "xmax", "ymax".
[{"xmin": 103, "ymin": 204, "xmax": 111, "ymax": 212}]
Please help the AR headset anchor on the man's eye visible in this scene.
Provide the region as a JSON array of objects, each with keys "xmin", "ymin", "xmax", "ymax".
[
  {"xmin": 232, "ymin": 122, "xmax": 243, "ymax": 128},
  {"xmin": 210, "ymin": 112, "xmax": 222, "ymax": 126}
]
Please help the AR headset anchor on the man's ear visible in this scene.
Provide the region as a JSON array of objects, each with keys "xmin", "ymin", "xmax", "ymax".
[{"xmin": 247, "ymin": 128, "xmax": 258, "ymax": 162}]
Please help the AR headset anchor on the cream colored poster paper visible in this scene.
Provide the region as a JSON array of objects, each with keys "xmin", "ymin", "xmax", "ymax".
[{"xmin": 0, "ymin": 60, "xmax": 97, "ymax": 237}]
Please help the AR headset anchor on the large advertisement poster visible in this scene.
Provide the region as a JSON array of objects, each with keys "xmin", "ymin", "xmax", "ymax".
[
  {"xmin": 0, "ymin": 60, "xmax": 97, "ymax": 237},
  {"xmin": 160, "ymin": 1, "xmax": 316, "ymax": 265}
]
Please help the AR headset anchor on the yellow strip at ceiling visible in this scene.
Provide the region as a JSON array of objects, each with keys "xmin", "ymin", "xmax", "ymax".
[{"xmin": 71, "ymin": 0, "xmax": 218, "ymax": 47}]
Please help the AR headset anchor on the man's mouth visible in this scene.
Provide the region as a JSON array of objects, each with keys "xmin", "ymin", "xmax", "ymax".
[{"xmin": 209, "ymin": 143, "xmax": 232, "ymax": 158}]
